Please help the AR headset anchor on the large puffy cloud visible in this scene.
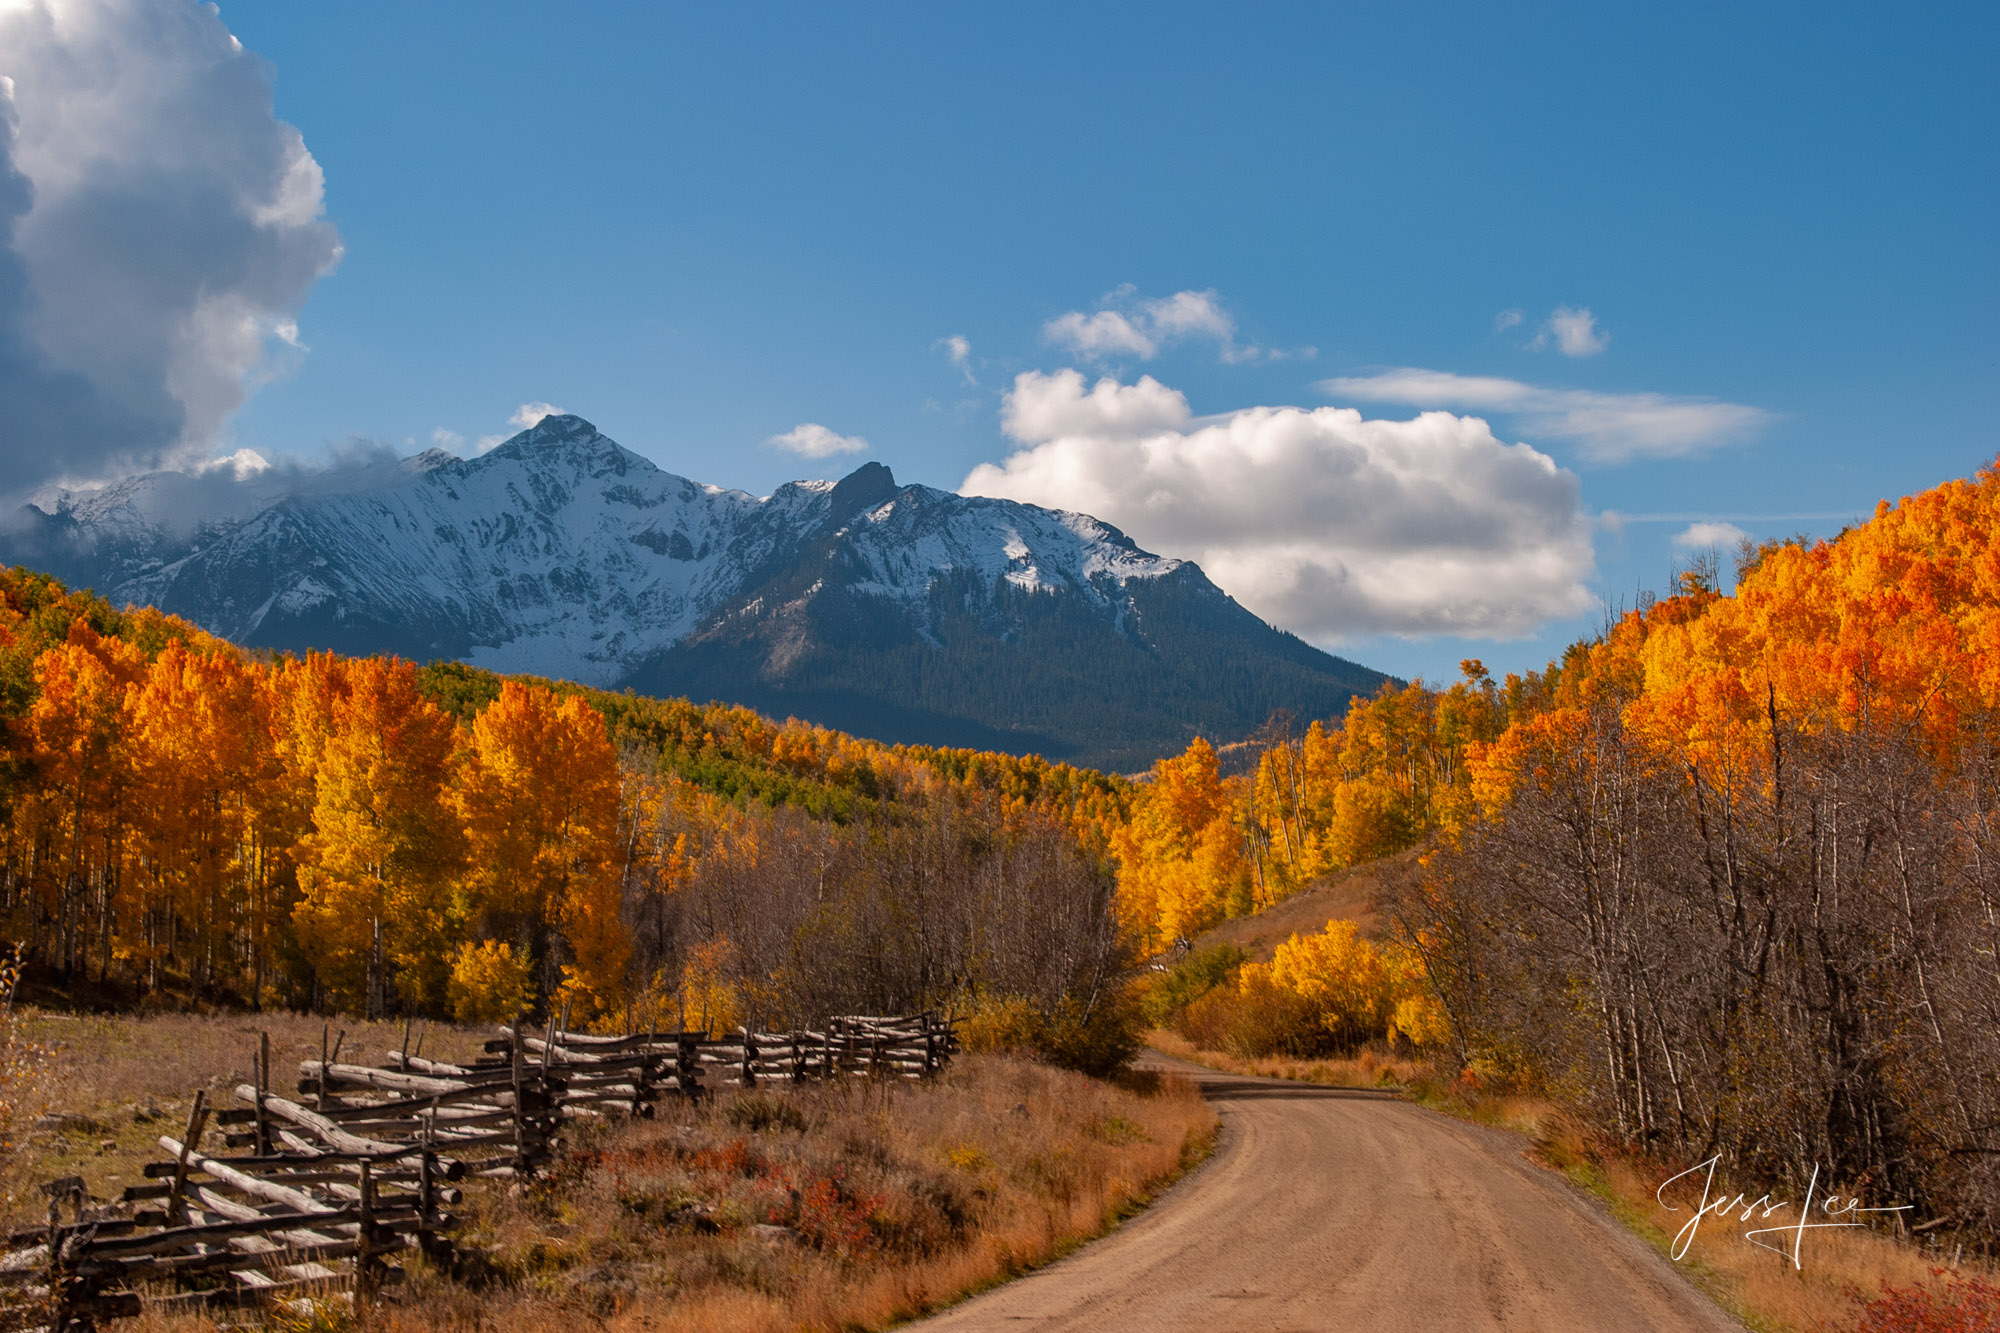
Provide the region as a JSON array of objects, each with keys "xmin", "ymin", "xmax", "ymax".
[
  {"xmin": 963, "ymin": 371, "xmax": 1596, "ymax": 641},
  {"xmin": 0, "ymin": 0, "xmax": 341, "ymax": 496},
  {"xmin": 1322, "ymin": 368, "xmax": 1771, "ymax": 462},
  {"xmin": 1000, "ymin": 367, "xmax": 1191, "ymax": 441}
]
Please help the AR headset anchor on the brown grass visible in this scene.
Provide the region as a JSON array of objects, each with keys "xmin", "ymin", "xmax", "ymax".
[
  {"xmin": 1184, "ymin": 849, "xmax": 1420, "ymax": 961},
  {"xmin": 1506, "ymin": 1105, "xmax": 1990, "ymax": 1333},
  {"xmin": 4, "ymin": 1006, "xmax": 489, "ymax": 1228},
  {"xmin": 361, "ymin": 1055, "xmax": 1214, "ymax": 1332},
  {"xmin": 13, "ymin": 1023, "xmax": 1214, "ymax": 1332}
]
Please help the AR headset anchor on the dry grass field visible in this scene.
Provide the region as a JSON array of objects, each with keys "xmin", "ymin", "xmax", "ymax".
[
  {"xmin": 1, "ymin": 1009, "xmax": 1215, "ymax": 1332},
  {"xmin": 1182, "ymin": 850, "xmax": 1418, "ymax": 961},
  {"xmin": 2, "ymin": 1006, "xmax": 489, "ymax": 1223}
]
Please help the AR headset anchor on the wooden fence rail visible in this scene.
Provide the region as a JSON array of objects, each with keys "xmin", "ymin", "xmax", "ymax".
[{"xmin": 0, "ymin": 1012, "xmax": 957, "ymax": 1331}]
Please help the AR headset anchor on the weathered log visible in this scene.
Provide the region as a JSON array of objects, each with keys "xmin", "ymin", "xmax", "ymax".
[
  {"xmin": 298, "ymin": 1061, "xmax": 470, "ymax": 1097},
  {"xmin": 148, "ymin": 1267, "xmax": 402, "ymax": 1310},
  {"xmin": 234, "ymin": 1086, "xmax": 415, "ymax": 1156},
  {"xmin": 158, "ymin": 1137, "xmax": 332, "ymax": 1216}
]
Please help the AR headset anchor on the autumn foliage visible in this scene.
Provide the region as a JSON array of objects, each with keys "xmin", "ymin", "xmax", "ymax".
[
  {"xmin": 0, "ymin": 569, "xmax": 1133, "ymax": 1065},
  {"xmin": 1402, "ymin": 463, "xmax": 2000, "ymax": 1247},
  {"xmin": 1118, "ymin": 461, "xmax": 2000, "ymax": 1252}
]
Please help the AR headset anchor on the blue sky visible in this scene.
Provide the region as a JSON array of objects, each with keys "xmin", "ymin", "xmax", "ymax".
[{"xmin": 4, "ymin": 2, "xmax": 1996, "ymax": 685}]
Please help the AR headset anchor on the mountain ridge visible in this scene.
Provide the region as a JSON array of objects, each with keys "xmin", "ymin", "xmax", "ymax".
[{"xmin": 2, "ymin": 415, "xmax": 1390, "ymax": 770}]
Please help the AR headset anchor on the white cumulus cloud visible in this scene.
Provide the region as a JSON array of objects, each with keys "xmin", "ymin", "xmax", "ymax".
[
  {"xmin": 1320, "ymin": 367, "xmax": 1772, "ymax": 462},
  {"xmin": 1000, "ymin": 369, "xmax": 1191, "ymax": 441},
  {"xmin": 510, "ymin": 401, "xmax": 566, "ymax": 429},
  {"xmin": 1044, "ymin": 307, "xmax": 1158, "ymax": 360},
  {"xmin": 1042, "ymin": 285, "xmax": 1286, "ymax": 364},
  {"xmin": 0, "ymin": 0, "xmax": 342, "ymax": 497},
  {"xmin": 1671, "ymin": 520, "xmax": 1751, "ymax": 551},
  {"xmin": 1535, "ymin": 305, "xmax": 1609, "ymax": 357},
  {"xmin": 962, "ymin": 370, "xmax": 1596, "ymax": 642},
  {"xmin": 768, "ymin": 422, "xmax": 869, "ymax": 459}
]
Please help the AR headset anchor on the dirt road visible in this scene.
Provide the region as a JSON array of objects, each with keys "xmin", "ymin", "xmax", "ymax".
[{"xmin": 915, "ymin": 1059, "xmax": 1740, "ymax": 1332}]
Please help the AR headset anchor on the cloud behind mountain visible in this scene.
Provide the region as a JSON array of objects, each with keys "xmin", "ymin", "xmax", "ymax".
[{"xmin": 0, "ymin": 0, "xmax": 341, "ymax": 497}]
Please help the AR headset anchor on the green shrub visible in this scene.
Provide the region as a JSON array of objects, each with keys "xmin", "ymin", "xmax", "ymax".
[
  {"xmin": 958, "ymin": 991, "xmax": 1142, "ymax": 1077},
  {"xmin": 1135, "ymin": 942, "xmax": 1248, "ymax": 1028}
]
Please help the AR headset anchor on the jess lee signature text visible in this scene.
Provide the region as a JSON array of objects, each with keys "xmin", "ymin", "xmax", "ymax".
[{"xmin": 1656, "ymin": 1156, "xmax": 1910, "ymax": 1269}]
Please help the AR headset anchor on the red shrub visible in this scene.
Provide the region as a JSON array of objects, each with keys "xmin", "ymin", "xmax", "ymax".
[{"xmin": 1852, "ymin": 1268, "xmax": 2000, "ymax": 1333}]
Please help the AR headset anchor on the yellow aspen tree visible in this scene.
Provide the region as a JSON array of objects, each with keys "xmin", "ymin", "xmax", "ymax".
[
  {"xmin": 456, "ymin": 682, "xmax": 629, "ymax": 1014},
  {"xmin": 23, "ymin": 623, "xmax": 145, "ymax": 979},
  {"xmin": 293, "ymin": 656, "xmax": 463, "ymax": 1016},
  {"xmin": 123, "ymin": 641, "xmax": 263, "ymax": 997}
]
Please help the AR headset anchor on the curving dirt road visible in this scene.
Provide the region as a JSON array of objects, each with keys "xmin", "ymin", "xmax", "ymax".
[{"xmin": 916, "ymin": 1058, "xmax": 1740, "ymax": 1332}]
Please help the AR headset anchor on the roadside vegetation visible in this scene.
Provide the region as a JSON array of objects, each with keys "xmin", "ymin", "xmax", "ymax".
[
  {"xmin": 364, "ymin": 1055, "xmax": 1211, "ymax": 1333},
  {"xmin": 1117, "ymin": 461, "xmax": 2000, "ymax": 1332}
]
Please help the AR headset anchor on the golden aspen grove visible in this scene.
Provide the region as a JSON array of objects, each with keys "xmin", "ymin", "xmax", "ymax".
[
  {"xmin": 1120, "ymin": 460, "xmax": 2000, "ymax": 1250},
  {"xmin": 0, "ymin": 571, "xmax": 1136, "ymax": 1070}
]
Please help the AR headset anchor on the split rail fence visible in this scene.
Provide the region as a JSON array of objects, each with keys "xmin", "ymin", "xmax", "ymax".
[{"xmin": 0, "ymin": 1013, "xmax": 956, "ymax": 1331}]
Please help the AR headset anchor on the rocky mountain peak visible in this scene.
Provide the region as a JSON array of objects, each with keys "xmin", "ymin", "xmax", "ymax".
[
  {"xmin": 521, "ymin": 413, "xmax": 602, "ymax": 445},
  {"xmin": 826, "ymin": 461, "xmax": 898, "ymax": 527}
]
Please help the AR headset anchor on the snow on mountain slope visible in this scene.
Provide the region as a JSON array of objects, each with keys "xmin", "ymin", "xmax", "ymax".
[
  {"xmin": 16, "ymin": 415, "xmax": 1189, "ymax": 688},
  {"xmin": 103, "ymin": 416, "xmax": 830, "ymax": 682},
  {"xmin": 3, "ymin": 413, "xmax": 1397, "ymax": 766},
  {"xmin": 837, "ymin": 483, "xmax": 1180, "ymax": 608}
]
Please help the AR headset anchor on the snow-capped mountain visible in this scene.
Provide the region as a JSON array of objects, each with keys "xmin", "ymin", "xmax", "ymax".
[{"xmin": 3, "ymin": 415, "xmax": 1387, "ymax": 769}]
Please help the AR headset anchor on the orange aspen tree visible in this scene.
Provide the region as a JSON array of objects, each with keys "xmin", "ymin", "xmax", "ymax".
[
  {"xmin": 292, "ymin": 656, "xmax": 464, "ymax": 1016},
  {"xmin": 123, "ymin": 641, "xmax": 264, "ymax": 997},
  {"xmin": 456, "ymin": 682, "xmax": 630, "ymax": 1015},
  {"xmin": 22, "ymin": 623, "xmax": 145, "ymax": 978},
  {"xmin": 1112, "ymin": 737, "xmax": 1249, "ymax": 952}
]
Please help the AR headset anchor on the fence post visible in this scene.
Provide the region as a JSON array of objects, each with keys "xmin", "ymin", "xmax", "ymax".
[
  {"xmin": 677, "ymin": 1033, "xmax": 700, "ymax": 1100},
  {"xmin": 510, "ymin": 1019, "xmax": 529, "ymax": 1175},
  {"xmin": 43, "ymin": 1182, "xmax": 67, "ymax": 1333},
  {"xmin": 254, "ymin": 1033, "xmax": 271, "ymax": 1155},
  {"xmin": 356, "ymin": 1158, "xmax": 379, "ymax": 1309},
  {"xmin": 740, "ymin": 1027, "xmax": 756, "ymax": 1088},
  {"xmin": 418, "ymin": 1105, "xmax": 451, "ymax": 1269},
  {"xmin": 163, "ymin": 1091, "xmax": 209, "ymax": 1225}
]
